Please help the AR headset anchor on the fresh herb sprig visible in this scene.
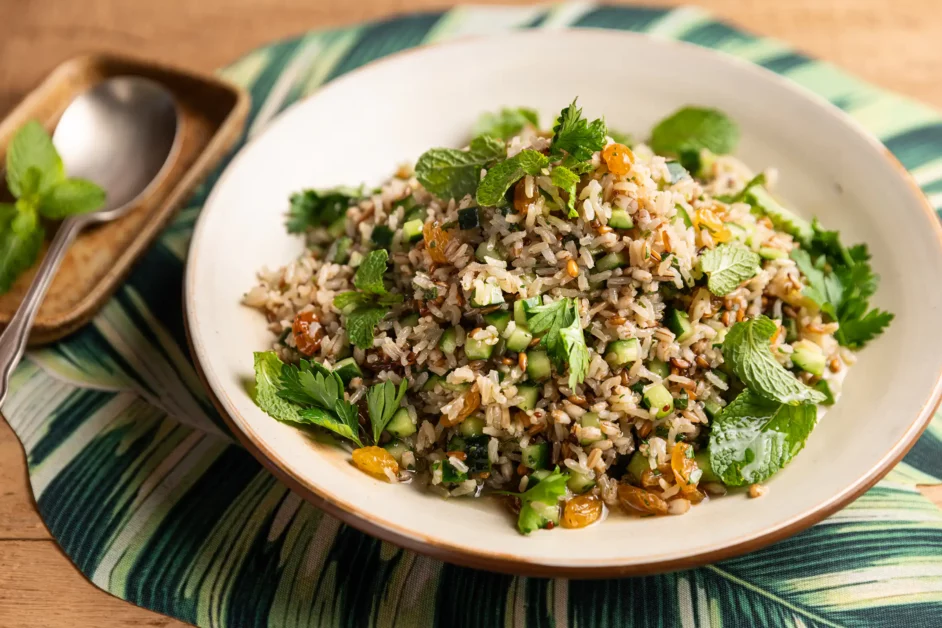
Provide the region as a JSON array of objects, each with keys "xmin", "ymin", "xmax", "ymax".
[
  {"xmin": 333, "ymin": 249, "xmax": 404, "ymax": 349},
  {"xmin": 286, "ymin": 186, "xmax": 361, "ymax": 234},
  {"xmin": 0, "ymin": 121, "xmax": 106, "ymax": 294},
  {"xmin": 523, "ymin": 297, "xmax": 589, "ymax": 387},
  {"xmin": 366, "ymin": 379, "xmax": 409, "ymax": 444}
]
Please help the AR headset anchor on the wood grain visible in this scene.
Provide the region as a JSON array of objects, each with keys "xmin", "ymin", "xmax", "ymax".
[{"xmin": 1, "ymin": 0, "xmax": 941, "ymax": 624}]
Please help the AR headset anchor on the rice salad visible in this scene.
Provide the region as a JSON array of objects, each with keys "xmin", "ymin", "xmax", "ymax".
[{"xmin": 245, "ymin": 100, "xmax": 892, "ymax": 534}]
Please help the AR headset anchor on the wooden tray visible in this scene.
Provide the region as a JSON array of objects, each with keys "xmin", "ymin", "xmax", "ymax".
[{"xmin": 0, "ymin": 53, "xmax": 249, "ymax": 344}]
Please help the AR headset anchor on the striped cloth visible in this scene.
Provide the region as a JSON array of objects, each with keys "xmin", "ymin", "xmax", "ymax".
[{"xmin": 6, "ymin": 4, "xmax": 942, "ymax": 626}]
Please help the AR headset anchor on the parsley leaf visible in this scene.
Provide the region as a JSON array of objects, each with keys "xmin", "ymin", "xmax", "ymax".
[
  {"xmin": 723, "ymin": 316, "xmax": 827, "ymax": 405},
  {"xmin": 253, "ymin": 352, "xmax": 363, "ymax": 446},
  {"xmin": 524, "ymin": 298, "xmax": 573, "ymax": 356},
  {"xmin": 708, "ymin": 389, "xmax": 817, "ymax": 486},
  {"xmin": 366, "ymin": 379, "xmax": 409, "ymax": 443},
  {"xmin": 415, "ymin": 136, "xmax": 506, "ymax": 201},
  {"xmin": 558, "ymin": 311, "xmax": 589, "ymax": 388},
  {"xmin": 524, "ymin": 297, "xmax": 588, "ymax": 386},
  {"xmin": 473, "ymin": 107, "xmax": 539, "ymax": 140},
  {"xmin": 650, "ymin": 106, "xmax": 739, "ymax": 158},
  {"xmin": 475, "ymin": 150, "xmax": 549, "ymax": 207},
  {"xmin": 550, "ymin": 99, "xmax": 607, "ymax": 161},
  {"xmin": 511, "ymin": 468, "xmax": 569, "ymax": 534},
  {"xmin": 699, "ymin": 244, "xmax": 761, "ymax": 296},
  {"xmin": 347, "ymin": 307, "xmax": 389, "ymax": 349},
  {"xmin": 550, "ymin": 166, "xmax": 581, "ymax": 218},
  {"xmin": 354, "ymin": 249, "xmax": 390, "ymax": 295},
  {"xmin": 286, "ymin": 187, "xmax": 359, "ymax": 234}
]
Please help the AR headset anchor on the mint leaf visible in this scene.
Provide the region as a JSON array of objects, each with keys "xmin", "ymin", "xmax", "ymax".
[
  {"xmin": 38, "ymin": 177, "xmax": 105, "ymax": 219},
  {"xmin": 333, "ymin": 291, "xmax": 370, "ymax": 311},
  {"xmin": 6, "ymin": 120, "xmax": 64, "ymax": 198},
  {"xmin": 723, "ymin": 316, "xmax": 826, "ymax": 405},
  {"xmin": 650, "ymin": 107, "xmax": 739, "ymax": 158},
  {"xmin": 558, "ymin": 311, "xmax": 589, "ymax": 387},
  {"xmin": 367, "ymin": 379, "xmax": 408, "ymax": 443},
  {"xmin": 0, "ymin": 209, "xmax": 43, "ymax": 294},
  {"xmin": 708, "ymin": 389, "xmax": 817, "ymax": 486},
  {"xmin": 347, "ymin": 307, "xmax": 388, "ymax": 349},
  {"xmin": 286, "ymin": 186, "xmax": 359, "ymax": 234},
  {"xmin": 354, "ymin": 249, "xmax": 389, "ymax": 295},
  {"xmin": 700, "ymin": 244, "xmax": 760, "ymax": 296},
  {"xmin": 415, "ymin": 135, "xmax": 505, "ymax": 201},
  {"xmin": 550, "ymin": 99, "xmax": 607, "ymax": 161},
  {"xmin": 473, "ymin": 107, "xmax": 539, "ymax": 140},
  {"xmin": 550, "ymin": 166, "xmax": 581, "ymax": 218},
  {"xmin": 475, "ymin": 150, "xmax": 549, "ymax": 207},
  {"xmin": 512, "ymin": 468, "xmax": 568, "ymax": 534},
  {"xmin": 254, "ymin": 352, "xmax": 307, "ymax": 423}
]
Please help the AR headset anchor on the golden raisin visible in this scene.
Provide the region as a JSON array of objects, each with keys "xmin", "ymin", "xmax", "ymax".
[
  {"xmin": 423, "ymin": 221, "xmax": 451, "ymax": 263},
  {"xmin": 617, "ymin": 484, "xmax": 669, "ymax": 516},
  {"xmin": 352, "ymin": 446, "xmax": 399, "ymax": 480},
  {"xmin": 513, "ymin": 179, "xmax": 537, "ymax": 213},
  {"xmin": 671, "ymin": 442, "xmax": 705, "ymax": 504},
  {"xmin": 602, "ymin": 143, "xmax": 634, "ymax": 176},
  {"xmin": 440, "ymin": 386, "xmax": 481, "ymax": 427},
  {"xmin": 292, "ymin": 310, "xmax": 325, "ymax": 356},
  {"xmin": 562, "ymin": 494, "xmax": 603, "ymax": 528}
]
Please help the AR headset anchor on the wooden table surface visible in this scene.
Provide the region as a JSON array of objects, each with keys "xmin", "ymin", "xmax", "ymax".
[{"xmin": 2, "ymin": 0, "xmax": 942, "ymax": 625}]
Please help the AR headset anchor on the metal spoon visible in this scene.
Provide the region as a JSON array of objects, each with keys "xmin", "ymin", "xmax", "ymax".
[{"xmin": 0, "ymin": 76, "xmax": 180, "ymax": 406}]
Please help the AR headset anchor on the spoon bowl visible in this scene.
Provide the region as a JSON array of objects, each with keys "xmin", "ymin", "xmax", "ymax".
[{"xmin": 0, "ymin": 76, "xmax": 180, "ymax": 405}]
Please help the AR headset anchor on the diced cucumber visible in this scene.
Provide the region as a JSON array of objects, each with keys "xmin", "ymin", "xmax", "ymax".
[
  {"xmin": 440, "ymin": 377, "xmax": 471, "ymax": 393},
  {"xmin": 506, "ymin": 327, "xmax": 533, "ymax": 352},
  {"xmin": 475, "ymin": 240, "xmax": 505, "ymax": 262},
  {"xmin": 483, "ymin": 310, "xmax": 511, "ymax": 334},
  {"xmin": 596, "ymin": 251, "xmax": 629, "ymax": 272},
  {"xmin": 758, "ymin": 246, "xmax": 787, "ymax": 260},
  {"xmin": 471, "ymin": 282, "xmax": 505, "ymax": 307},
  {"xmin": 529, "ymin": 469, "xmax": 552, "ymax": 486},
  {"xmin": 386, "ymin": 408, "xmax": 416, "ymax": 438},
  {"xmin": 666, "ymin": 310, "xmax": 694, "ymax": 342},
  {"xmin": 383, "ymin": 439, "xmax": 412, "ymax": 464},
  {"xmin": 626, "ymin": 451, "xmax": 649, "ymax": 485},
  {"xmin": 400, "ymin": 313, "xmax": 420, "ymax": 327},
  {"xmin": 515, "ymin": 384, "xmax": 540, "ymax": 411},
  {"xmin": 403, "ymin": 219, "xmax": 424, "ymax": 243},
  {"xmin": 703, "ymin": 398, "xmax": 723, "ymax": 419},
  {"xmin": 522, "ymin": 442, "xmax": 549, "ymax": 469},
  {"xmin": 726, "ymin": 222, "xmax": 748, "ymax": 242},
  {"xmin": 333, "ymin": 357, "xmax": 362, "ymax": 384},
  {"xmin": 526, "ymin": 350, "xmax": 552, "ymax": 382},
  {"xmin": 643, "ymin": 384, "xmax": 674, "ymax": 418},
  {"xmin": 675, "ymin": 205, "xmax": 693, "ymax": 228},
  {"xmin": 791, "ymin": 339, "xmax": 826, "ymax": 376},
  {"xmin": 694, "ymin": 450, "xmax": 720, "ymax": 484},
  {"xmin": 579, "ymin": 412, "xmax": 603, "ymax": 445},
  {"xmin": 439, "ymin": 328, "xmax": 457, "ymax": 354},
  {"xmin": 529, "ymin": 500, "xmax": 560, "ymax": 528},
  {"xmin": 609, "ymin": 209, "xmax": 634, "ymax": 230},
  {"xmin": 422, "ymin": 374, "xmax": 443, "ymax": 391},
  {"xmin": 514, "ymin": 297, "xmax": 541, "ymax": 326},
  {"xmin": 746, "ymin": 186, "xmax": 813, "ymax": 245},
  {"xmin": 647, "ymin": 359, "xmax": 670, "ymax": 379},
  {"xmin": 567, "ymin": 471, "xmax": 597, "ymax": 494},
  {"xmin": 665, "ymin": 161, "xmax": 690, "ymax": 183},
  {"xmin": 784, "ymin": 318, "xmax": 798, "ymax": 343},
  {"xmin": 459, "ymin": 416, "xmax": 486, "ymax": 437},
  {"xmin": 604, "ymin": 338, "xmax": 640, "ymax": 370},
  {"xmin": 465, "ymin": 337, "xmax": 494, "ymax": 361},
  {"xmin": 711, "ymin": 369, "xmax": 729, "ymax": 385}
]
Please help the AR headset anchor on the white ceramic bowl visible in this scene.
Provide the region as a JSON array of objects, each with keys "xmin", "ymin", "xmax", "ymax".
[{"xmin": 186, "ymin": 29, "xmax": 942, "ymax": 576}]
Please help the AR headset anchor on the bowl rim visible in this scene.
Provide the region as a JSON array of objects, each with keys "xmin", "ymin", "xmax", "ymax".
[{"xmin": 184, "ymin": 28, "xmax": 942, "ymax": 578}]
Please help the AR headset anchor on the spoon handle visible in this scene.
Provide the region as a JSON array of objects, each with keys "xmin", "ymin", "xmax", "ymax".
[{"xmin": 0, "ymin": 216, "xmax": 84, "ymax": 406}]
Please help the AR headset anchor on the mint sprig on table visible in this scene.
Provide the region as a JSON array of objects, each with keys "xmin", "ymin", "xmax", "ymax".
[
  {"xmin": 332, "ymin": 249, "xmax": 403, "ymax": 349},
  {"xmin": 0, "ymin": 120, "xmax": 106, "ymax": 294}
]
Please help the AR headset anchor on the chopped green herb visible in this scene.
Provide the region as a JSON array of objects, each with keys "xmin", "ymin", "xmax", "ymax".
[
  {"xmin": 550, "ymin": 165, "xmax": 581, "ymax": 218},
  {"xmin": 354, "ymin": 249, "xmax": 390, "ymax": 295},
  {"xmin": 524, "ymin": 297, "xmax": 588, "ymax": 387},
  {"xmin": 366, "ymin": 379, "xmax": 409, "ymax": 444},
  {"xmin": 346, "ymin": 307, "xmax": 389, "ymax": 350},
  {"xmin": 510, "ymin": 467, "xmax": 569, "ymax": 534},
  {"xmin": 473, "ymin": 107, "xmax": 539, "ymax": 140},
  {"xmin": 650, "ymin": 107, "xmax": 739, "ymax": 158},
  {"xmin": 549, "ymin": 99, "xmax": 607, "ymax": 162},
  {"xmin": 476, "ymin": 150, "xmax": 549, "ymax": 207},
  {"xmin": 287, "ymin": 187, "xmax": 359, "ymax": 234}
]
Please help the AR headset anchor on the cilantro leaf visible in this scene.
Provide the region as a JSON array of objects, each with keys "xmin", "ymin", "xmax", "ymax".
[
  {"xmin": 6, "ymin": 120, "xmax": 64, "ymax": 198},
  {"xmin": 475, "ymin": 150, "xmax": 549, "ymax": 207},
  {"xmin": 511, "ymin": 468, "xmax": 569, "ymax": 534},
  {"xmin": 557, "ymin": 311, "xmax": 589, "ymax": 388},
  {"xmin": 366, "ymin": 379, "xmax": 409, "ymax": 443},
  {"xmin": 473, "ymin": 107, "xmax": 539, "ymax": 140},
  {"xmin": 286, "ymin": 187, "xmax": 359, "ymax": 234},
  {"xmin": 347, "ymin": 307, "xmax": 389, "ymax": 349},
  {"xmin": 550, "ymin": 99, "xmax": 607, "ymax": 161},
  {"xmin": 524, "ymin": 297, "xmax": 574, "ymax": 356},
  {"xmin": 836, "ymin": 308, "xmax": 893, "ymax": 349},
  {"xmin": 415, "ymin": 136, "xmax": 506, "ymax": 201},
  {"xmin": 253, "ymin": 352, "xmax": 363, "ymax": 446},
  {"xmin": 699, "ymin": 244, "xmax": 761, "ymax": 296},
  {"xmin": 708, "ymin": 389, "xmax": 817, "ymax": 486},
  {"xmin": 723, "ymin": 316, "xmax": 827, "ymax": 405},
  {"xmin": 524, "ymin": 298, "xmax": 588, "ymax": 386},
  {"xmin": 550, "ymin": 166, "xmax": 581, "ymax": 218},
  {"xmin": 354, "ymin": 249, "xmax": 389, "ymax": 295},
  {"xmin": 38, "ymin": 178, "xmax": 106, "ymax": 219},
  {"xmin": 650, "ymin": 106, "xmax": 739, "ymax": 158}
]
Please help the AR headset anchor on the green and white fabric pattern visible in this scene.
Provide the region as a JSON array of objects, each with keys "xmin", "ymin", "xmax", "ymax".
[{"xmin": 6, "ymin": 4, "xmax": 942, "ymax": 626}]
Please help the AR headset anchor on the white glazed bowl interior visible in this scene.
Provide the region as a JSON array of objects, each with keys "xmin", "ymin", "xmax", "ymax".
[{"xmin": 186, "ymin": 30, "xmax": 942, "ymax": 575}]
